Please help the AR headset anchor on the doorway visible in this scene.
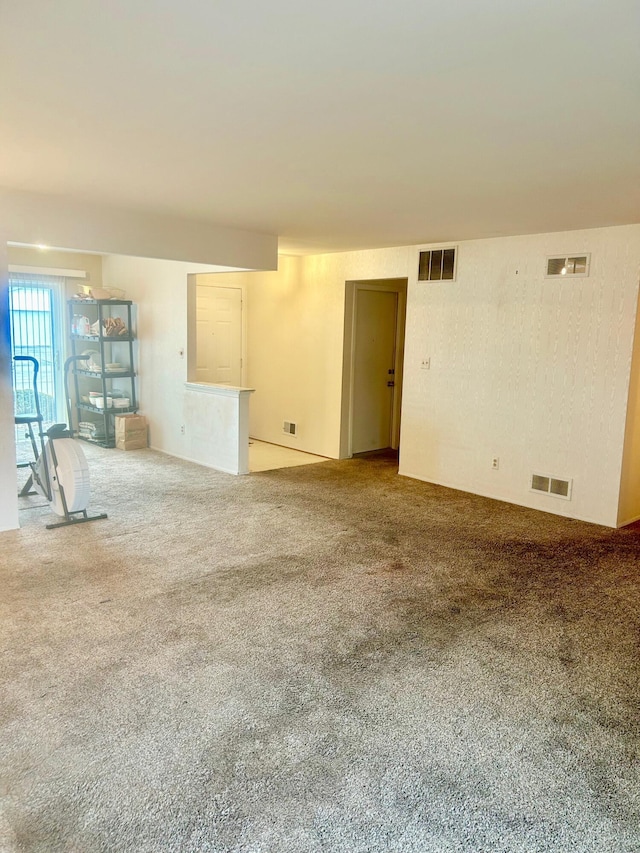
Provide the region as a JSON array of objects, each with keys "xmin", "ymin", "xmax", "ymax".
[{"xmin": 340, "ymin": 278, "xmax": 407, "ymax": 458}]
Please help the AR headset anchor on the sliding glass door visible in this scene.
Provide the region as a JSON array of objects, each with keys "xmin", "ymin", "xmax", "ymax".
[{"xmin": 9, "ymin": 274, "xmax": 65, "ymax": 437}]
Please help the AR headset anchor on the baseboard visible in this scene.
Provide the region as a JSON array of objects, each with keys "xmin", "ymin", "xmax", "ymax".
[
  {"xmin": 149, "ymin": 445, "xmax": 244, "ymax": 476},
  {"xmin": 397, "ymin": 467, "xmax": 613, "ymax": 528},
  {"xmin": 616, "ymin": 512, "xmax": 640, "ymax": 528}
]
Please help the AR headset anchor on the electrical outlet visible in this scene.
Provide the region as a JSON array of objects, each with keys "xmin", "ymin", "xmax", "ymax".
[
  {"xmin": 491, "ymin": 457, "xmax": 499, "ymax": 470},
  {"xmin": 421, "ymin": 357, "xmax": 431, "ymax": 370},
  {"xmin": 180, "ymin": 424, "xmax": 185, "ymax": 435}
]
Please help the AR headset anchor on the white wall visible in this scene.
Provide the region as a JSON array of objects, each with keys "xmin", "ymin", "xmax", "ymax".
[
  {"xmin": 400, "ymin": 225, "xmax": 640, "ymax": 528},
  {"xmin": 105, "ymin": 254, "xmax": 347, "ymax": 461},
  {"xmin": 191, "ymin": 252, "xmax": 408, "ymax": 459},
  {"xmin": 243, "ymin": 228, "xmax": 640, "ymax": 527},
  {"xmin": 0, "ymin": 191, "xmax": 275, "ymax": 530},
  {"xmin": 106, "ymin": 226, "xmax": 640, "ymax": 528},
  {"xmin": 0, "ymin": 187, "xmax": 277, "ymax": 270},
  {"xmin": 0, "ymin": 235, "xmax": 19, "ymax": 531},
  {"xmin": 184, "ymin": 384, "xmax": 253, "ymax": 475},
  {"xmin": 186, "ymin": 256, "xmax": 350, "ymax": 458},
  {"xmin": 241, "ymin": 249, "xmax": 412, "ymax": 457},
  {"xmin": 618, "ymin": 285, "xmax": 640, "ymax": 526},
  {"xmin": 246, "ymin": 254, "xmax": 347, "ymax": 457},
  {"xmin": 102, "ymin": 255, "xmax": 221, "ymax": 456}
]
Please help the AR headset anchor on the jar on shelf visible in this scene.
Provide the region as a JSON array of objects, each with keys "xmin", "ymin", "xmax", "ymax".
[{"xmin": 76, "ymin": 316, "xmax": 91, "ymax": 335}]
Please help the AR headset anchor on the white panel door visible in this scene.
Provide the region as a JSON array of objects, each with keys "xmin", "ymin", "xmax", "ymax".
[
  {"xmin": 352, "ymin": 289, "xmax": 397, "ymax": 453},
  {"xmin": 196, "ymin": 286, "xmax": 242, "ymax": 385}
]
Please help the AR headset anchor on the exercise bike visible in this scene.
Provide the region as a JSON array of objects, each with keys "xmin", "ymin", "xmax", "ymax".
[{"xmin": 15, "ymin": 354, "xmax": 107, "ymax": 530}]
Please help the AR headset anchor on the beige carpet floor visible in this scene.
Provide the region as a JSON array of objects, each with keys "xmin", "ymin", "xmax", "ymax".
[{"xmin": 1, "ymin": 445, "xmax": 639, "ymax": 852}]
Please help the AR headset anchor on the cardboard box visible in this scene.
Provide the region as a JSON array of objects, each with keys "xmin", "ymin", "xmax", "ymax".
[{"xmin": 115, "ymin": 414, "xmax": 148, "ymax": 450}]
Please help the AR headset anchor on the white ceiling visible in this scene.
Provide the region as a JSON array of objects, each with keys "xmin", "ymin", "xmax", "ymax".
[{"xmin": 1, "ymin": 0, "xmax": 638, "ymax": 254}]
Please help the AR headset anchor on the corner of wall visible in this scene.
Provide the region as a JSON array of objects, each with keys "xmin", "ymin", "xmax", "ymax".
[
  {"xmin": 617, "ymin": 281, "xmax": 640, "ymax": 527},
  {"xmin": 244, "ymin": 253, "xmax": 344, "ymax": 458}
]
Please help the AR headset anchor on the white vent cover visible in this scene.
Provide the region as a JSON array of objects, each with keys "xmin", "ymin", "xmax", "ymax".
[
  {"xmin": 531, "ymin": 473, "xmax": 572, "ymax": 500},
  {"xmin": 283, "ymin": 421, "xmax": 297, "ymax": 435},
  {"xmin": 546, "ymin": 255, "xmax": 590, "ymax": 277}
]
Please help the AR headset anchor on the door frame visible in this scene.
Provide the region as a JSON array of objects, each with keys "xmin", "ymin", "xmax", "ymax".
[
  {"xmin": 339, "ymin": 278, "xmax": 408, "ymax": 459},
  {"xmin": 187, "ymin": 275, "xmax": 247, "ymax": 387}
]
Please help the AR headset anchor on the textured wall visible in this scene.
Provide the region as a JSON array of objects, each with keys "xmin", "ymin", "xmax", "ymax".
[
  {"xmin": 184, "ymin": 385, "xmax": 252, "ymax": 474},
  {"xmin": 400, "ymin": 225, "xmax": 640, "ymax": 527},
  {"xmin": 102, "ymin": 226, "xmax": 640, "ymax": 528}
]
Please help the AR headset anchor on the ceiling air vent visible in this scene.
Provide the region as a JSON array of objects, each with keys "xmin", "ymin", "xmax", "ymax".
[
  {"xmin": 283, "ymin": 421, "xmax": 297, "ymax": 436},
  {"xmin": 546, "ymin": 255, "xmax": 590, "ymax": 277},
  {"xmin": 418, "ymin": 247, "xmax": 456, "ymax": 281},
  {"xmin": 531, "ymin": 473, "xmax": 572, "ymax": 500}
]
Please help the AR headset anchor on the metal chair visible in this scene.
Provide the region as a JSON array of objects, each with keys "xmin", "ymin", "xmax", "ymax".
[{"xmin": 13, "ymin": 355, "xmax": 47, "ymax": 497}]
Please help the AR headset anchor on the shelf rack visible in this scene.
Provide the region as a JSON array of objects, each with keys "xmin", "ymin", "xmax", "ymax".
[{"xmin": 68, "ymin": 299, "xmax": 138, "ymax": 447}]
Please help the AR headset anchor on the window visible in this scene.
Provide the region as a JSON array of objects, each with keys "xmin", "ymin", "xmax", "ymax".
[
  {"xmin": 418, "ymin": 247, "xmax": 456, "ymax": 281},
  {"xmin": 546, "ymin": 255, "xmax": 590, "ymax": 277}
]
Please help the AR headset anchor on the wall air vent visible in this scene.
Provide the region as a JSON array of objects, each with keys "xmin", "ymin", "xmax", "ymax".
[
  {"xmin": 418, "ymin": 247, "xmax": 456, "ymax": 281},
  {"xmin": 283, "ymin": 421, "xmax": 297, "ymax": 436},
  {"xmin": 531, "ymin": 473, "xmax": 572, "ymax": 500},
  {"xmin": 546, "ymin": 254, "xmax": 590, "ymax": 277}
]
